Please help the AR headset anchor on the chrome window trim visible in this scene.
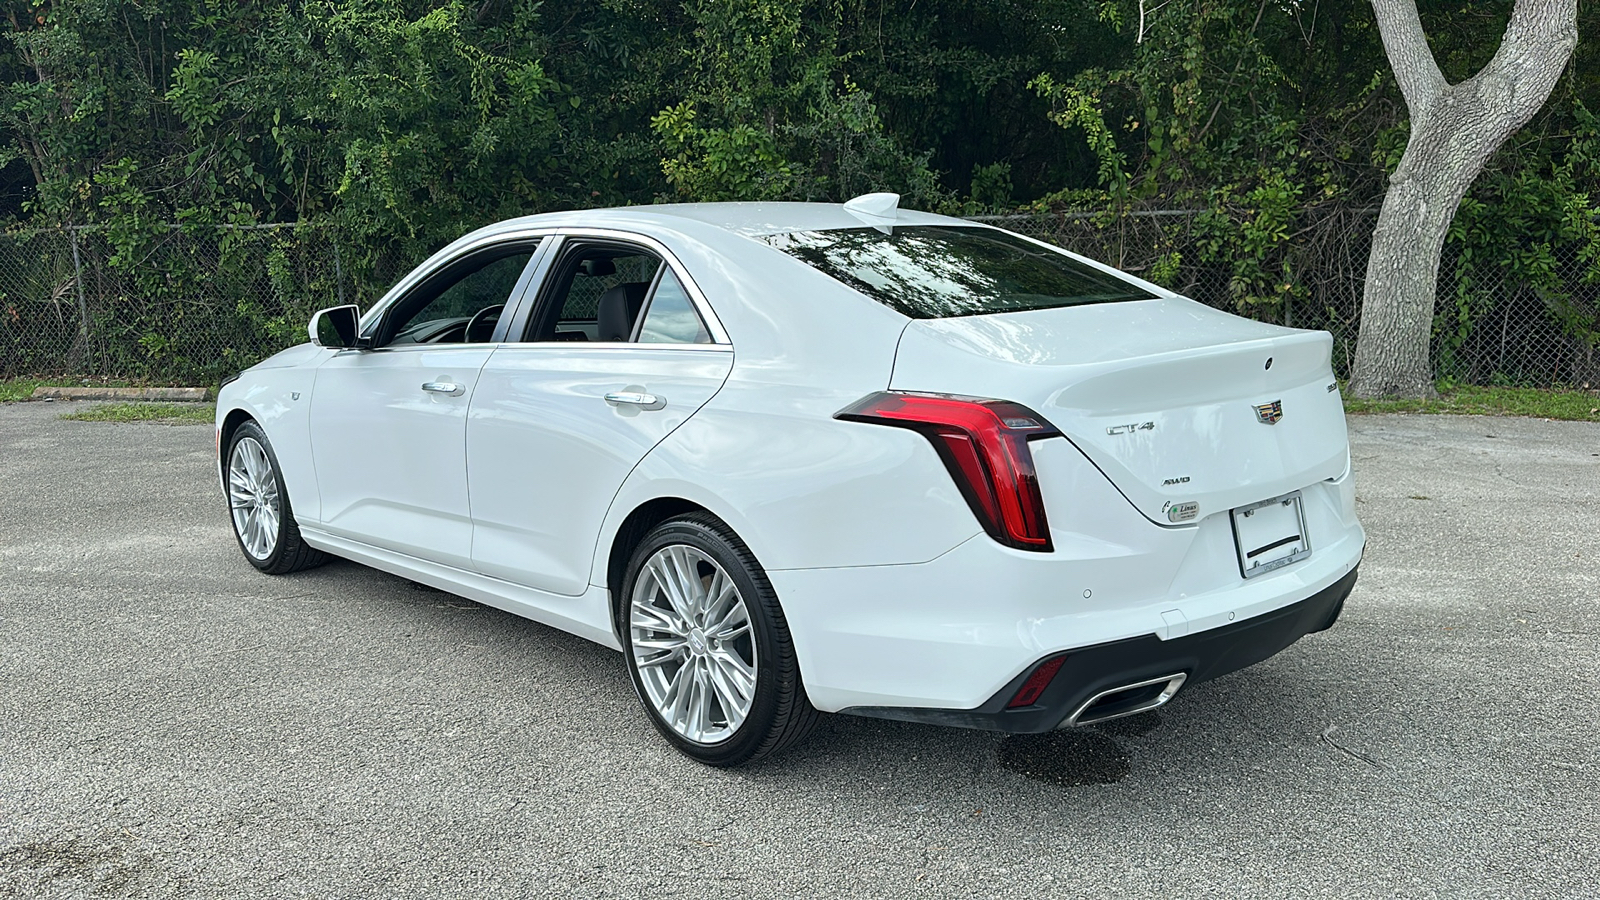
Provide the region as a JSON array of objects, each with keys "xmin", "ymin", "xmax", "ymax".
[
  {"xmin": 337, "ymin": 343, "xmax": 500, "ymax": 356},
  {"xmin": 358, "ymin": 228, "xmax": 560, "ymax": 336},
  {"xmin": 351, "ymin": 341, "xmax": 731, "ymax": 356},
  {"xmin": 356, "ymin": 225, "xmax": 732, "ymax": 348},
  {"xmin": 476, "ymin": 341, "xmax": 732, "ymax": 354}
]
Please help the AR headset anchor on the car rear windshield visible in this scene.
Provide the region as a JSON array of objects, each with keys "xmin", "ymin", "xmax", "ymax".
[{"xmin": 762, "ymin": 225, "xmax": 1157, "ymax": 319}]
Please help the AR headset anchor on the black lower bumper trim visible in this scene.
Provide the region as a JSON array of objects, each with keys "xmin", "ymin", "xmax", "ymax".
[{"xmin": 840, "ymin": 565, "xmax": 1358, "ymax": 734}]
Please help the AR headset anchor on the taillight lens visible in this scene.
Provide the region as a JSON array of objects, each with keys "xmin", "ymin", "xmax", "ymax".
[{"xmin": 835, "ymin": 391, "xmax": 1061, "ymax": 551}]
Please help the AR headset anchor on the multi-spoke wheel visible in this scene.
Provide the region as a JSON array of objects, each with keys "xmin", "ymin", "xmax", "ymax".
[
  {"xmin": 229, "ymin": 434, "xmax": 280, "ymax": 561},
  {"xmin": 225, "ymin": 421, "xmax": 328, "ymax": 575},
  {"xmin": 622, "ymin": 514, "xmax": 818, "ymax": 766}
]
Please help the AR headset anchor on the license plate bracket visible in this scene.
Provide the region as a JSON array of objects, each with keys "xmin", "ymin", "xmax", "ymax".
[{"xmin": 1231, "ymin": 491, "xmax": 1311, "ymax": 579}]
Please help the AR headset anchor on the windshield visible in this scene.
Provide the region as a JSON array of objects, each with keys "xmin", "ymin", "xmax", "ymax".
[{"xmin": 762, "ymin": 225, "xmax": 1157, "ymax": 319}]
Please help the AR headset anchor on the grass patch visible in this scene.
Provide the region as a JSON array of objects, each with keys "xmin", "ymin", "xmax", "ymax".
[
  {"xmin": 2, "ymin": 377, "xmax": 144, "ymax": 402},
  {"xmin": 1343, "ymin": 385, "xmax": 1600, "ymax": 422},
  {"xmin": 0, "ymin": 378, "xmax": 46, "ymax": 402},
  {"xmin": 59, "ymin": 402, "xmax": 215, "ymax": 424}
]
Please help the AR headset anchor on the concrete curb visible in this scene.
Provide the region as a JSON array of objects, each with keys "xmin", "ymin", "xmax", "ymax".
[{"xmin": 31, "ymin": 386, "xmax": 210, "ymax": 402}]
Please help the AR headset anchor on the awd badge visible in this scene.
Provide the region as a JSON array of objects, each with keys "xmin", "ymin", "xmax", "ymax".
[{"xmin": 1253, "ymin": 399, "xmax": 1284, "ymax": 425}]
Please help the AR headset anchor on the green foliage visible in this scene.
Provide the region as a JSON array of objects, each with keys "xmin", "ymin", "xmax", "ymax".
[
  {"xmin": 1029, "ymin": 74, "xmax": 1127, "ymax": 198},
  {"xmin": 1028, "ymin": 0, "xmax": 1599, "ymax": 375},
  {"xmin": 1437, "ymin": 100, "xmax": 1600, "ymax": 380},
  {"xmin": 0, "ymin": 377, "xmax": 45, "ymax": 402},
  {"xmin": 0, "ymin": 0, "xmax": 1596, "ymax": 384},
  {"xmin": 654, "ymin": 101, "xmax": 795, "ymax": 201},
  {"xmin": 647, "ymin": 2, "xmax": 948, "ymax": 206}
]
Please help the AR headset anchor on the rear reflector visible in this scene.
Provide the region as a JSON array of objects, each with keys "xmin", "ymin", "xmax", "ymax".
[
  {"xmin": 835, "ymin": 391, "xmax": 1060, "ymax": 551},
  {"xmin": 1007, "ymin": 656, "xmax": 1068, "ymax": 708}
]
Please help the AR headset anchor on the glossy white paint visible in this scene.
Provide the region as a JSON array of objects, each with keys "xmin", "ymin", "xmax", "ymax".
[
  {"xmin": 890, "ymin": 298, "xmax": 1351, "ymax": 524},
  {"xmin": 216, "ymin": 343, "xmax": 324, "ymax": 518},
  {"xmin": 467, "ymin": 344, "xmax": 733, "ymax": 595},
  {"xmin": 215, "ymin": 200, "xmax": 1364, "ymax": 718},
  {"xmin": 300, "ymin": 524, "xmax": 621, "ymax": 649},
  {"xmin": 770, "ymin": 440, "xmax": 1361, "ymax": 712},
  {"xmin": 594, "ymin": 388, "xmax": 982, "ymax": 576},
  {"xmin": 309, "ymin": 345, "xmax": 494, "ymax": 569}
]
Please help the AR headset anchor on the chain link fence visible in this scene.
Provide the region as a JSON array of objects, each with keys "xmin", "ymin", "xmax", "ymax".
[
  {"xmin": 0, "ymin": 224, "xmax": 411, "ymax": 386},
  {"xmin": 975, "ymin": 209, "xmax": 1600, "ymax": 388},
  {"xmin": 3, "ymin": 213, "xmax": 1597, "ymax": 387}
]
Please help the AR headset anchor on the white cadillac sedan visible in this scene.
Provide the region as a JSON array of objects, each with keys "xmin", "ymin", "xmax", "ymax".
[{"xmin": 216, "ymin": 194, "xmax": 1363, "ymax": 766}]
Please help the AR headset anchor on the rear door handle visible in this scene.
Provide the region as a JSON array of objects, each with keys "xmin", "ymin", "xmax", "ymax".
[
  {"xmin": 604, "ymin": 391, "xmax": 666, "ymax": 411},
  {"xmin": 422, "ymin": 381, "xmax": 465, "ymax": 396}
]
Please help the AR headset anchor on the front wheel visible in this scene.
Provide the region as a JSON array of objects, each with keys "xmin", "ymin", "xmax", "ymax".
[
  {"xmin": 225, "ymin": 421, "xmax": 328, "ymax": 575},
  {"xmin": 622, "ymin": 514, "xmax": 818, "ymax": 766}
]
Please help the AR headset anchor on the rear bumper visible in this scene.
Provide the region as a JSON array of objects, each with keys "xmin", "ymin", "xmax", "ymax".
[
  {"xmin": 838, "ymin": 565, "xmax": 1356, "ymax": 733},
  {"xmin": 767, "ymin": 440, "xmax": 1364, "ymax": 715}
]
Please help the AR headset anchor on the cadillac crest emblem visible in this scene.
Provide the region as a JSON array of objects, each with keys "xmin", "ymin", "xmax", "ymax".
[{"xmin": 1253, "ymin": 400, "xmax": 1284, "ymax": 425}]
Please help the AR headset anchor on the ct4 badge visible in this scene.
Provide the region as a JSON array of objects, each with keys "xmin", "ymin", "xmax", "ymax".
[
  {"xmin": 1254, "ymin": 400, "xmax": 1284, "ymax": 425},
  {"xmin": 1107, "ymin": 420, "xmax": 1155, "ymax": 435}
]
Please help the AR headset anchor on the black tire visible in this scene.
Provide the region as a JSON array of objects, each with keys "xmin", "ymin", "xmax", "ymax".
[
  {"xmin": 224, "ymin": 420, "xmax": 329, "ymax": 575},
  {"xmin": 621, "ymin": 513, "xmax": 819, "ymax": 766}
]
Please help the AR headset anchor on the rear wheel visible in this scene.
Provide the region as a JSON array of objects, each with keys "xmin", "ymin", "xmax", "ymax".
[
  {"xmin": 622, "ymin": 514, "xmax": 818, "ymax": 765},
  {"xmin": 226, "ymin": 421, "xmax": 328, "ymax": 575}
]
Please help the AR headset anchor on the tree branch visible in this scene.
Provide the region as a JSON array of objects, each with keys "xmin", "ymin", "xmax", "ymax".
[
  {"xmin": 475, "ymin": 0, "xmax": 504, "ymax": 25},
  {"xmin": 1369, "ymin": 0, "xmax": 1446, "ymax": 118},
  {"xmin": 1468, "ymin": 0, "xmax": 1578, "ymax": 130}
]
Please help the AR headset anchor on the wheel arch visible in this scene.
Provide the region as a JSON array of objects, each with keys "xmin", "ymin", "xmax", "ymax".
[
  {"xmin": 604, "ymin": 496, "xmax": 712, "ymax": 644},
  {"xmin": 217, "ymin": 407, "xmax": 257, "ymax": 480},
  {"xmin": 220, "ymin": 406, "xmax": 256, "ymax": 447}
]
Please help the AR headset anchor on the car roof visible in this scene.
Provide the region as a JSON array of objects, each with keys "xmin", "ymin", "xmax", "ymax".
[
  {"xmin": 388, "ymin": 202, "xmax": 1002, "ymax": 392},
  {"xmin": 466, "ymin": 201, "xmax": 972, "ymax": 240},
  {"xmin": 366, "ymin": 201, "xmax": 1188, "ymax": 398}
]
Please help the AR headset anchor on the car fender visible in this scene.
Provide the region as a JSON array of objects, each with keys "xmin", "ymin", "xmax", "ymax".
[
  {"xmin": 215, "ymin": 344, "xmax": 329, "ymax": 523},
  {"xmin": 588, "ymin": 380, "xmax": 983, "ymax": 590}
]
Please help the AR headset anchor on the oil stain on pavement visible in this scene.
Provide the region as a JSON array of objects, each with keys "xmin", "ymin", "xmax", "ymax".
[
  {"xmin": 994, "ymin": 712, "xmax": 1163, "ymax": 786},
  {"xmin": 996, "ymin": 730, "xmax": 1130, "ymax": 786}
]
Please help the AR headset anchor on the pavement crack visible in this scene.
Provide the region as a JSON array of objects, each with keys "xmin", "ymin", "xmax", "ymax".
[{"xmin": 1320, "ymin": 724, "xmax": 1386, "ymax": 771}]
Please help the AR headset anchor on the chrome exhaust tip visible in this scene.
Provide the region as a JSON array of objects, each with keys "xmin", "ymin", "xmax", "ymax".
[{"xmin": 1062, "ymin": 673, "xmax": 1188, "ymax": 728}]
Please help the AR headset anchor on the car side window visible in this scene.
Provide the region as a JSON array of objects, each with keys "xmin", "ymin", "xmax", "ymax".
[
  {"xmin": 523, "ymin": 241, "xmax": 715, "ymax": 345},
  {"xmin": 382, "ymin": 248, "xmax": 536, "ymax": 347},
  {"xmin": 636, "ymin": 269, "xmax": 712, "ymax": 344},
  {"xmin": 525, "ymin": 246, "xmax": 661, "ymax": 342}
]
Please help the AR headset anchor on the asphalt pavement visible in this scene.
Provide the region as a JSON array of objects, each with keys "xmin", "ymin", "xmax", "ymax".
[{"xmin": 1, "ymin": 400, "xmax": 1596, "ymax": 899}]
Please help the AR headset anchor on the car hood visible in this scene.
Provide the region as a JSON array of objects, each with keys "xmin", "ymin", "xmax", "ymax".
[{"xmin": 248, "ymin": 342, "xmax": 328, "ymax": 371}]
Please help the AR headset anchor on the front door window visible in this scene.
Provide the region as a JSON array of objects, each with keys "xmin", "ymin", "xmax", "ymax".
[{"xmin": 382, "ymin": 248, "xmax": 537, "ymax": 346}]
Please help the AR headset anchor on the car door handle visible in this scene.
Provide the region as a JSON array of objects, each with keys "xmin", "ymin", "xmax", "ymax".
[
  {"xmin": 604, "ymin": 391, "xmax": 666, "ymax": 411},
  {"xmin": 421, "ymin": 381, "xmax": 465, "ymax": 396}
]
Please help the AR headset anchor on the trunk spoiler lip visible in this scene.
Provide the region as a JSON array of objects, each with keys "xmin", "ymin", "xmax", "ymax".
[{"xmin": 900, "ymin": 319, "xmax": 1328, "ymax": 379}]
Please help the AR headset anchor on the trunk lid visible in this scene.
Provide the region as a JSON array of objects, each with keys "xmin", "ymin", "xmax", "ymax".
[{"xmin": 889, "ymin": 298, "xmax": 1350, "ymax": 525}]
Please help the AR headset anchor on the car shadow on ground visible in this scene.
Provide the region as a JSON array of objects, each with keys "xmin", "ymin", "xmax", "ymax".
[{"xmin": 289, "ymin": 554, "xmax": 1362, "ymax": 798}]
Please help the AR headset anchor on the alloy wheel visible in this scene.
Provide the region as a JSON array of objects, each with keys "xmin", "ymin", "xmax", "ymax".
[
  {"xmin": 628, "ymin": 544, "xmax": 757, "ymax": 744},
  {"xmin": 228, "ymin": 436, "xmax": 281, "ymax": 560}
]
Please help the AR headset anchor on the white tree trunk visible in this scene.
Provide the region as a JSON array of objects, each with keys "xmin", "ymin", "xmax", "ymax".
[{"xmin": 1349, "ymin": 0, "xmax": 1577, "ymax": 399}]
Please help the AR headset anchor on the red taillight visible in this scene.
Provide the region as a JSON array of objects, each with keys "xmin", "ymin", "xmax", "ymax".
[
  {"xmin": 1007, "ymin": 655, "xmax": 1067, "ymax": 708},
  {"xmin": 835, "ymin": 391, "xmax": 1060, "ymax": 551}
]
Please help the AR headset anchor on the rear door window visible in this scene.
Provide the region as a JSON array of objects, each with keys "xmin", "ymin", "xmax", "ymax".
[
  {"xmin": 762, "ymin": 225, "xmax": 1157, "ymax": 319},
  {"xmin": 520, "ymin": 240, "xmax": 714, "ymax": 344},
  {"xmin": 539, "ymin": 249, "xmax": 662, "ymax": 342}
]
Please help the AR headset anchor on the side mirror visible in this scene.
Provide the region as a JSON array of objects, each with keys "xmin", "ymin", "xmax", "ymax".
[{"xmin": 310, "ymin": 305, "xmax": 362, "ymax": 348}]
